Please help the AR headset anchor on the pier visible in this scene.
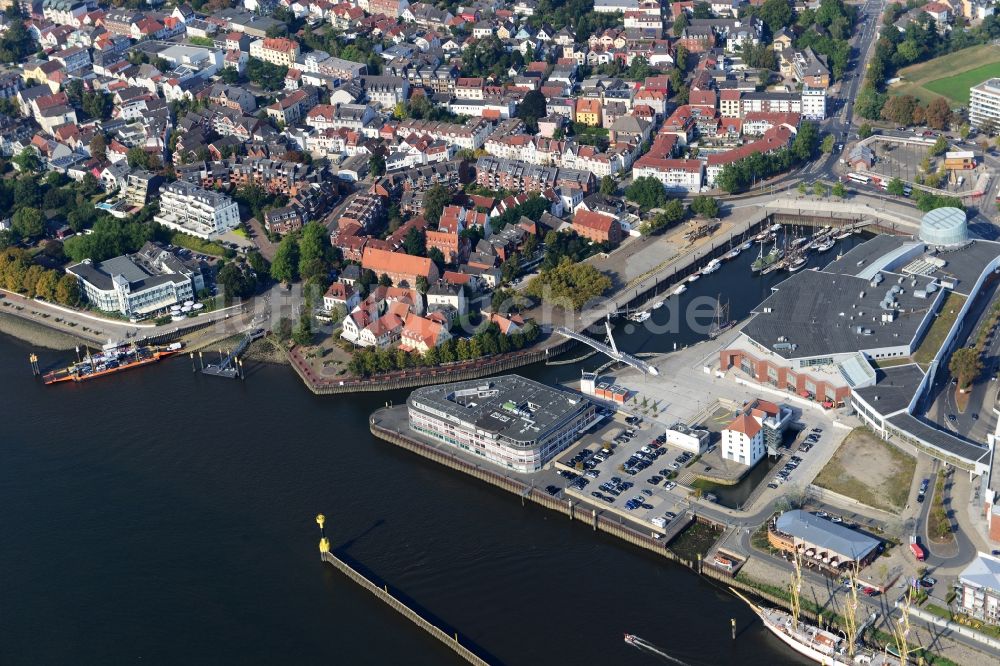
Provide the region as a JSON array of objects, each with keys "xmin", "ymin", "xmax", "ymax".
[
  {"xmin": 315, "ymin": 516, "xmax": 491, "ymax": 666},
  {"xmin": 200, "ymin": 328, "xmax": 265, "ymax": 379}
]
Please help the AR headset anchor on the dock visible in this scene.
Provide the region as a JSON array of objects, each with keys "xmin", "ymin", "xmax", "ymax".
[
  {"xmin": 201, "ymin": 328, "xmax": 264, "ymax": 379},
  {"xmin": 317, "ymin": 536, "xmax": 492, "ymax": 665}
]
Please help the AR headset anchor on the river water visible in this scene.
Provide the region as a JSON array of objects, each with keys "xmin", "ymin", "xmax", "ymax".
[{"xmin": 1, "ymin": 232, "xmax": 865, "ymax": 665}]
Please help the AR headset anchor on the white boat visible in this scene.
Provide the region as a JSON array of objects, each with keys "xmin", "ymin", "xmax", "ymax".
[
  {"xmin": 770, "ymin": 223, "xmax": 782, "ymax": 232},
  {"xmin": 701, "ymin": 258, "xmax": 722, "ymax": 275},
  {"xmin": 627, "ymin": 310, "xmax": 651, "ymax": 322},
  {"xmin": 652, "ymin": 301, "xmax": 664, "ymax": 309},
  {"xmin": 687, "ymin": 273, "xmax": 701, "ymax": 283},
  {"xmin": 730, "ymin": 589, "xmax": 902, "ymax": 666},
  {"xmin": 741, "ymin": 241, "xmax": 753, "ymax": 251},
  {"xmin": 834, "ymin": 229, "xmax": 854, "ymax": 240},
  {"xmin": 726, "ymin": 247, "xmax": 742, "ymax": 260},
  {"xmin": 815, "ymin": 238, "xmax": 836, "ymax": 252},
  {"xmin": 788, "ymin": 256, "xmax": 808, "ymax": 271},
  {"xmin": 672, "ymin": 284, "xmax": 687, "ymax": 296}
]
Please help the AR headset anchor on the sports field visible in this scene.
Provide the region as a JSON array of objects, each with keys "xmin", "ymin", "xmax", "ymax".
[{"xmin": 891, "ymin": 44, "xmax": 1000, "ymax": 106}]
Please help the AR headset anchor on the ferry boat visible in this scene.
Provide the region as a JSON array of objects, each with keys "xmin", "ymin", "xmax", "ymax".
[
  {"xmin": 43, "ymin": 342, "xmax": 183, "ymax": 385},
  {"xmin": 701, "ymin": 258, "xmax": 723, "ymax": 275},
  {"xmin": 672, "ymin": 284, "xmax": 688, "ymax": 296},
  {"xmin": 730, "ymin": 589, "xmax": 903, "ymax": 666}
]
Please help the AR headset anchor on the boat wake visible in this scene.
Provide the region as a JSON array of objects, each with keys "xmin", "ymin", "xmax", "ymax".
[{"xmin": 624, "ymin": 634, "xmax": 693, "ymax": 666}]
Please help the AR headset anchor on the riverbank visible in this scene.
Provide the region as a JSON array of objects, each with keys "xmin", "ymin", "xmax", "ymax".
[{"xmin": 0, "ymin": 312, "xmax": 87, "ymax": 350}]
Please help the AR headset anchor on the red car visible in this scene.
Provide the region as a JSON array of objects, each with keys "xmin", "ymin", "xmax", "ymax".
[{"xmin": 863, "ymin": 587, "xmax": 879, "ymax": 597}]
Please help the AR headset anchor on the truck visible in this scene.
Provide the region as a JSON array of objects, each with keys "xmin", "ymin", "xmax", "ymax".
[{"xmin": 910, "ymin": 536, "xmax": 926, "ymax": 562}]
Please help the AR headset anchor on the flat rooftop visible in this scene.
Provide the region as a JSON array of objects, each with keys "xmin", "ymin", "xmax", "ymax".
[
  {"xmin": 408, "ymin": 376, "xmax": 592, "ymax": 445},
  {"xmin": 887, "ymin": 413, "xmax": 990, "ymax": 464},
  {"xmin": 823, "ymin": 235, "xmax": 912, "ymax": 277},
  {"xmin": 852, "ymin": 364, "xmax": 925, "ymax": 417},
  {"xmin": 742, "ymin": 268, "xmax": 936, "ymax": 360}
]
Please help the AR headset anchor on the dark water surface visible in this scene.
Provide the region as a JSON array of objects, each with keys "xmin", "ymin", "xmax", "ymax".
[{"xmin": 0, "ymin": 235, "xmax": 870, "ymax": 664}]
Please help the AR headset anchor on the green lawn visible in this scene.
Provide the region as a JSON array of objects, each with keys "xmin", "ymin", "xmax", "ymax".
[
  {"xmin": 913, "ymin": 292, "xmax": 967, "ymax": 366},
  {"xmin": 169, "ymin": 231, "xmax": 234, "ymax": 258},
  {"xmin": 892, "ymin": 44, "xmax": 1000, "ymax": 105},
  {"xmin": 923, "ymin": 62, "xmax": 1000, "ymax": 105}
]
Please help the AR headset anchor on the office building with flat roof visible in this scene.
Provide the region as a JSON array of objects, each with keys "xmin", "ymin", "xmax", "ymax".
[{"xmin": 407, "ymin": 375, "xmax": 598, "ymax": 472}]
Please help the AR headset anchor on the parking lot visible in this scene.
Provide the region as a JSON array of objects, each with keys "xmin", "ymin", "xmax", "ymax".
[
  {"xmin": 866, "ymin": 137, "xmax": 979, "ymax": 196},
  {"xmin": 554, "ymin": 412, "xmax": 699, "ymax": 534}
]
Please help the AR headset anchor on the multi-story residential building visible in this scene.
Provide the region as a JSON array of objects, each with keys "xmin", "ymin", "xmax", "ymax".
[
  {"xmin": 362, "ymin": 75, "xmax": 409, "ymax": 108},
  {"xmin": 801, "ymin": 86, "xmax": 826, "ymax": 120},
  {"xmin": 740, "ymin": 91, "xmax": 802, "ymax": 116},
  {"xmin": 721, "ymin": 398, "xmax": 791, "ymax": 467},
  {"xmin": 575, "ymin": 98, "xmax": 602, "ymax": 126},
  {"xmin": 153, "ymin": 181, "xmax": 240, "ymax": 239},
  {"xmin": 66, "ymin": 242, "xmax": 204, "ymax": 316},
  {"xmin": 362, "ymin": 247, "xmax": 439, "ymax": 287},
  {"xmin": 249, "ymin": 37, "xmax": 300, "ymax": 67},
  {"xmin": 394, "ymin": 118, "xmax": 492, "ymax": 150},
  {"xmin": 970, "ymin": 78, "xmax": 1000, "ymax": 127},
  {"xmin": 475, "ymin": 156, "xmax": 595, "ymax": 194},
  {"xmin": 632, "ymin": 156, "xmax": 704, "ymax": 194},
  {"xmin": 340, "ymin": 192, "xmax": 386, "ymax": 230},
  {"xmin": 407, "ymin": 376, "xmax": 599, "ymax": 472},
  {"xmin": 789, "ymin": 48, "xmax": 831, "ymax": 89},
  {"xmin": 572, "ymin": 210, "xmax": 622, "ymax": 244},
  {"xmin": 123, "ymin": 170, "xmax": 162, "ymax": 207},
  {"xmin": 957, "ymin": 553, "xmax": 1000, "ymax": 623}
]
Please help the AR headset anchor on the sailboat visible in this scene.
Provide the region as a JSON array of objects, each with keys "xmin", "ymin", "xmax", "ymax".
[{"xmin": 708, "ymin": 296, "xmax": 735, "ymax": 339}]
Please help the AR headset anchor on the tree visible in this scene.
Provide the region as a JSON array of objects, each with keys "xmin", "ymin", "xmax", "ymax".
[
  {"xmin": 216, "ymin": 260, "xmax": 257, "ymax": 301},
  {"xmin": 960, "ymin": 123, "xmax": 971, "ymax": 140},
  {"xmin": 416, "ymin": 275, "xmax": 429, "ymax": 294},
  {"xmin": 126, "ymin": 146, "xmax": 158, "ymax": 170},
  {"xmin": 949, "ymin": 347, "xmax": 982, "ymax": 389},
  {"xmin": 625, "ymin": 176, "xmax": 667, "ymax": 211},
  {"xmin": 55, "ymin": 273, "xmax": 80, "ymax": 306},
  {"xmin": 930, "ymin": 135, "xmax": 949, "ymax": 156},
  {"xmin": 925, "ymin": 97, "xmax": 952, "ymax": 130},
  {"xmin": 832, "ymin": 181, "xmax": 846, "ymax": 198},
  {"xmin": 82, "ymin": 92, "xmax": 112, "ymax": 120},
  {"xmin": 368, "ymin": 153, "xmax": 385, "ymax": 178},
  {"xmin": 887, "ymin": 177, "xmax": 905, "ymax": 196},
  {"xmin": 820, "ymin": 134, "xmax": 836, "ymax": 154},
  {"xmin": 858, "ymin": 123, "xmax": 873, "ymax": 139},
  {"xmin": 401, "ymin": 227, "xmax": 425, "ymax": 256},
  {"xmin": 855, "ymin": 86, "xmax": 885, "ymax": 121},
  {"xmin": 298, "ymin": 222, "xmax": 331, "ymax": 282},
  {"xmin": 599, "ymin": 175, "xmax": 617, "ymax": 196},
  {"xmin": 89, "ymin": 134, "xmax": 107, "ymax": 162},
  {"xmin": 11, "ymin": 207, "xmax": 44, "ymax": 239},
  {"xmin": 423, "ymin": 184, "xmax": 452, "ymax": 224},
  {"xmin": 791, "ymin": 121, "xmax": 819, "ymax": 161},
  {"xmin": 516, "ymin": 89, "xmax": 547, "ymax": 133},
  {"xmin": 378, "ymin": 273, "xmax": 392, "ymax": 287},
  {"xmin": 219, "ymin": 67, "xmax": 240, "ymax": 84},
  {"xmin": 757, "ymin": 0, "xmax": 793, "ymax": 35},
  {"xmin": 271, "ymin": 235, "xmax": 300, "ymax": 284},
  {"xmin": 292, "ymin": 312, "xmax": 313, "ymax": 346},
  {"xmin": 798, "ymin": 182, "xmax": 808, "ymax": 195},
  {"xmin": 672, "ymin": 11, "xmax": 689, "ymax": 37},
  {"xmin": 812, "ymin": 181, "xmax": 828, "ymax": 197},
  {"xmin": 524, "ymin": 256, "xmax": 612, "ymax": 310},
  {"xmin": 12, "ymin": 148, "xmax": 40, "ymax": 173},
  {"xmin": 690, "ymin": 195, "xmax": 719, "ymax": 218},
  {"xmin": 880, "ymin": 94, "xmax": 918, "ymax": 126}
]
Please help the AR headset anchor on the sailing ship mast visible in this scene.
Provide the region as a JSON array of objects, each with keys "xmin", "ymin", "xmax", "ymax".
[
  {"xmin": 790, "ymin": 548, "xmax": 803, "ymax": 633},
  {"xmin": 844, "ymin": 563, "xmax": 861, "ymax": 658}
]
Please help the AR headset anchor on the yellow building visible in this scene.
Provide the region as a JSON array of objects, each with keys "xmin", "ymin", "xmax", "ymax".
[{"xmin": 576, "ymin": 98, "xmax": 602, "ymax": 127}]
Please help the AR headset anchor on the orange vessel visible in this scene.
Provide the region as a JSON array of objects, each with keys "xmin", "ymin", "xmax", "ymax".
[{"xmin": 43, "ymin": 342, "xmax": 183, "ymax": 385}]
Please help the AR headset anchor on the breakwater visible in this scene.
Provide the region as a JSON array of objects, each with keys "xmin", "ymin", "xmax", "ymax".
[{"xmin": 319, "ymin": 549, "xmax": 491, "ymax": 666}]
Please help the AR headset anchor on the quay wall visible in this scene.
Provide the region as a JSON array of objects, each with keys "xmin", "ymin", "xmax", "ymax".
[
  {"xmin": 319, "ymin": 550, "xmax": 491, "ymax": 666},
  {"xmin": 368, "ymin": 408, "xmax": 851, "ymax": 632}
]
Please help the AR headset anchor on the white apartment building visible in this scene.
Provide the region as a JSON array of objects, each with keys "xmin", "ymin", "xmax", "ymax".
[
  {"xmin": 153, "ymin": 182, "xmax": 240, "ymax": 239},
  {"xmin": 801, "ymin": 86, "xmax": 826, "ymax": 121},
  {"xmin": 631, "ymin": 157, "xmax": 703, "ymax": 194},
  {"xmin": 720, "ymin": 398, "xmax": 791, "ymax": 467},
  {"xmin": 970, "ymin": 78, "xmax": 1000, "ymax": 127},
  {"xmin": 66, "ymin": 242, "xmax": 203, "ymax": 316},
  {"xmin": 958, "ymin": 553, "xmax": 1000, "ymax": 623}
]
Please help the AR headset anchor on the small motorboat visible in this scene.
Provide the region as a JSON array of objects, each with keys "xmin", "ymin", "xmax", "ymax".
[
  {"xmin": 687, "ymin": 273, "xmax": 701, "ymax": 283},
  {"xmin": 701, "ymin": 258, "xmax": 722, "ymax": 275},
  {"xmin": 725, "ymin": 247, "xmax": 742, "ymax": 260},
  {"xmin": 787, "ymin": 256, "xmax": 808, "ymax": 271},
  {"xmin": 652, "ymin": 301, "xmax": 664, "ymax": 309},
  {"xmin": 672, "ymin": 284, "xmax": 687, "ymax": 296},
  {"xmin": 741, "ymin": 241, "xmax": 753, "ymax": 251}
]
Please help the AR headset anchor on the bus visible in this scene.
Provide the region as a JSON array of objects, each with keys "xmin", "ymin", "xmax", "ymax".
[{"xmin": 847, "ymin": 173, "xmax": 871, "ymax": 185}]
